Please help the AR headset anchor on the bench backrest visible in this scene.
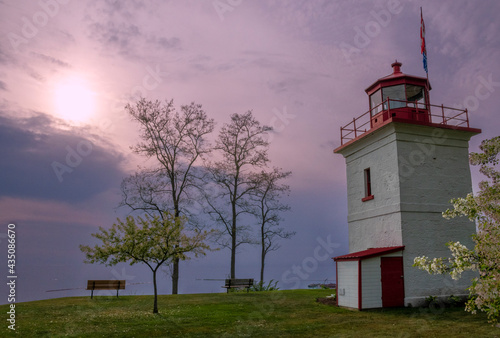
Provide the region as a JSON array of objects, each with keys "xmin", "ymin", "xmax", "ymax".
[
  {"xmin": 225, "ymin": 278, "xmax": 254, "ymax": 287},
  {"xmin": 86, "ymin": 280, "xmax": 126, "ymax": 290}
]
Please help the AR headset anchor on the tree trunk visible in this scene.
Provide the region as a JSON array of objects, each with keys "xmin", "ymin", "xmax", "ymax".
[
  {"xmin": 260, "ymin": 225, "xmax": 265, "ymax": 282},
  {"xmin": 172, "ymin": 205, "xmax": 180, "ymax": 294},
  {"xmin": 231, "ymin": 221, "xmax": 236, "ymax": 279},
  {"xmin": 260, "ymin": 254, "xmax": 265, "ymax": 283},
  {"xmin": 231, "ymin": 177, "xmax": 237, "ymax": 279},
  {"xmin": 153, "ymin": 269, "xmax": 158, "ymax": 314},
  {"xmin": 172, "ymin": 257, "xmax": 179, "ymax": 294}
]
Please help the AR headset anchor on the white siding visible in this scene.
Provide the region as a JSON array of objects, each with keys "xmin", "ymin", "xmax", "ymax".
[
  {"xmin": 396, "ymin": 127, "xmax": 477, "ymax": 305},
  {"xmin": 337, "ymin": 123, "xmax": 478, "ymax": 306},
  {"xmin": 337, "ymin": 261, "xmax": 358, "ymax": 308},
  {"xmin": 340, "ymin": 125, "xmax": 404, "ymax": 253},
  {"xmin": 361, "ymin": 257, "xmax": 382, "ymax": 309},
  {"xmin": 361, "ymin": 251, "xmax": 404, "ymax": 309}
]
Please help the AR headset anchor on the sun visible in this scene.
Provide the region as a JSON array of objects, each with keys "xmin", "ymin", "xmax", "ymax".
[{"xmin": 54, "ymin": 78, "xmax": 95, "ymax": 123}]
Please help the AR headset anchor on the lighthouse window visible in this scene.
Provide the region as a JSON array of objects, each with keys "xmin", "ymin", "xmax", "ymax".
[
  {"xmin": 382, "ymin": 85, "xmax": 406, "ymax": 109},
  {"xmin": 370, "ymin": 89, "xmax": 382, "ymax": 116},
  {"xmin": 362, "ymin": 168, "xmax": 374, "ymax": 202},
  {"xmin": 406, "ymin": 85, "xmax": 426, "ymax": 108}
]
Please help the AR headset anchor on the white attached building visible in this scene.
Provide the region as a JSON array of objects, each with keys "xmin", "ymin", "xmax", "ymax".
[
  {"xmin": 335, "ymin": 246, "xmax": 405, "ymax": 309},
  {"xmin": 333, "ymin": 61, "xmax": 481, "ymax": 309}
]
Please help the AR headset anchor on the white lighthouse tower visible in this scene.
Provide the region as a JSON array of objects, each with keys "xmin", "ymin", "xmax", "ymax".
[{"xmin": 333, "ymin": 61, "xmax": 481, "ymax": 309}]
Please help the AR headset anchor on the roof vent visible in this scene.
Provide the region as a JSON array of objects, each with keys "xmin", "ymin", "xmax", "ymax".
[{"xmin": 391, "ymin": 60, "xmax": 402, "ymax": 74}]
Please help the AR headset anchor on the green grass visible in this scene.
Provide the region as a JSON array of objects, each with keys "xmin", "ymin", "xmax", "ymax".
[{"xmin": 1, "ymin": 290, "xmax": 499, "ymax": 337}]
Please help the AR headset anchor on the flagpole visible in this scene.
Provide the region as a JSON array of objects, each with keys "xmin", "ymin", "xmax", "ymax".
[{"xmin": 420, "ymin": 7, "xmax": 429, "ymax": 83}]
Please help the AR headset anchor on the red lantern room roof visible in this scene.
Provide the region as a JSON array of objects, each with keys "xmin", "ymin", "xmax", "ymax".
[
  {"xmin": 365, "ymin": 61, "xmax": 431, "ymax": 95},
  {"xmin": 334, "ymin": 61, "xmax": 481, "ymax": 153}
]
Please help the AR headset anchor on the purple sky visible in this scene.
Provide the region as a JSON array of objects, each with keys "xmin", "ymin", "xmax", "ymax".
[{"xmin": 1, "ymin": 0, "xmax": 499, "ymax": 302}]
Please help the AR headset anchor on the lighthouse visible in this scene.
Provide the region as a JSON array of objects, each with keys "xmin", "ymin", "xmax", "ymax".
[{"xmin": 333, "ymin": 61, "xmax": 481, "ymax": 309}]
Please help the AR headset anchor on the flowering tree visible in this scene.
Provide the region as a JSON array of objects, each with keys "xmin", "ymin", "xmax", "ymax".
[
  {"xmin": 413, "ymin": 136, "xmax": 500, "ymax": 324},
  {"xmin": 80, "ymin": 213, "xmax": 212, "ymax": 313}
]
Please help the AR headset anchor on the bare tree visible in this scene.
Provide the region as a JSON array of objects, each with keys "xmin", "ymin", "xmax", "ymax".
[
  {"xmin": 120, "ymin": 98, "xmax": 214, "ymax": 294},
  {"xmin": 250, "ymin": 167, "xmax": 294, "ymax": 282},
  {"xmin": 204, "ymin": 111, "xmax": 271, "ymax": 279},
  {"xmin": 120, "ymin": 168, "xmax": 170, "ymax": 218}
]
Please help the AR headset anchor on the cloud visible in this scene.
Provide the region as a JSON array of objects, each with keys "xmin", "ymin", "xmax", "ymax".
[
  {"xmin": 0, "ymin": 80, "xmax": 6, "ymax": 91},
  {"xmin": 21, "ymin": 63, "xmax": 45, "ymax": 82},
  {"xmin": 84, "ymin": 0, "xmax": 181, "ymax": 60},
  {"xmin": 0, "ymin": 197, "xmax": 106, "ymax": 226},
  {"xmin": 0, "ymin": 110, "xmax": 127, "ymax": 203},
  {"xmin": 89, "ymin": 0, "xmax": 146, "ymax": 17},
  {"xmin": 148, "ymin": 36, "xmax": 181, "ymax": 50},
  {"xmin": 86, "ymin": 16, "xmax": 181, "ymax": 60},
  {"xmin": 0, "ymin": 45, "xmax": 10, "ymax": 65},
  {"xmin": 30, "ymin": 52, "xmax": 71, "ymax": 68},
  {"xmin": 267, "ymin": 77, "xmax": 305, "ymax": 94},
  {"xmin": 87, "ymin": 21, "xmax": 141, "ymax": 57}
]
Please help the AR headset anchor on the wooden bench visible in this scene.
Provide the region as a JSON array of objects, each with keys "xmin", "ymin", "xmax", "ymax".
[
  {"xmin": 86, "ymin": 280, "xmax": 125, "ymax": 299},
  {"xmin": 222, "ymin": 278, "xmax": 254, "ymax": 293}
]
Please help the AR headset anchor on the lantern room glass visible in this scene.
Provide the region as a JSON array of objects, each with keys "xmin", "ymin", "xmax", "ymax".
[
  {"xmin": 369, "ymin": 84, "xmax": 428, "ymax": 115},
  {"xmin": 370, "ymin": 89, "xmax": 382, "ymax": 116},
  {"xmin": 382, "ymin": 85, "xmax": 406, "ymax": 109},
  {"xmin": 406, "ymin": 84, "xmax": 426, "ymax": 108}
]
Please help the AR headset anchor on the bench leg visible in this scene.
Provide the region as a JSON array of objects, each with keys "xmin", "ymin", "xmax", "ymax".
[{"xmin": 91, "ymin": 290, "xmax": 94, "ymax": 299}]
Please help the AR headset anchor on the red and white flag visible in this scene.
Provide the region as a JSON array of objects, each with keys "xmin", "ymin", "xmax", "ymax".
[{"xmin": 420, "ymin": 7, "xmax": 428, "ymax": 73}]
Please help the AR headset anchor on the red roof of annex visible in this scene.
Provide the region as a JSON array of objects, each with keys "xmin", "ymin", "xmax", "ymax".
[{"xmin": 333, "ymin": 246, "xmax": 405, "ymax": 261}]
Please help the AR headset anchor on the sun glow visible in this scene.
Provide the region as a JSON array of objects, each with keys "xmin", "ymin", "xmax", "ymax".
[{"xmin": 54, "ymin": 77, "xmax": 95, "ymax": 123}]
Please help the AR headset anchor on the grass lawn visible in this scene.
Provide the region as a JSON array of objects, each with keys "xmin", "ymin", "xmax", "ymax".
[{"xmin": 1, "ymin": 289, "xmax": 498, "ymax": 337}]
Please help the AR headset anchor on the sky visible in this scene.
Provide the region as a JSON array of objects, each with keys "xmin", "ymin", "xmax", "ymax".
[{"xmin": 0, "ymin": 0, "xmax": 499, "ymax": 303}]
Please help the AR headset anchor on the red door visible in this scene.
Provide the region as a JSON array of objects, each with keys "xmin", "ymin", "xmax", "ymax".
[{"xmin": 381, "ymin": 257, "xmax": 404, "ymax": 307}]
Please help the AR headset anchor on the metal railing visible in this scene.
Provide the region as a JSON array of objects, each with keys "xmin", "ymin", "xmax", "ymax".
[{"xmin": 339, "ymin": 99, "xmax": 470, "ymax": 145}]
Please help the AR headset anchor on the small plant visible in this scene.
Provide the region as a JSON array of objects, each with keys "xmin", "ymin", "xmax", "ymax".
[
  {"xmin": 425, "ymin": 295, "xmax": 437, "ymax": 307},
  {"xmin": 425, "ymin": 295, "xmax": 447, "ymax": 313},
  {"xmin": 424, "ymin": 295, "xmax": 464, "ymax": 308},
  {"xmin": 250, "ymin": 280, "xmax": 279, "ymax": 292},
  {"xmin": 447, "ymin": 295, "xmax": 463, "ymax": 307},
  {"xmin": 425, "ymin": 295, "xmax": 437, "ymax": 303}
]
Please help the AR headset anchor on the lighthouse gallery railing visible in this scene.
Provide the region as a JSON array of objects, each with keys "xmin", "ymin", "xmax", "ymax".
[{"xmin": 339, "ymin": 98, "xmax": 470, "ymax": 145}]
